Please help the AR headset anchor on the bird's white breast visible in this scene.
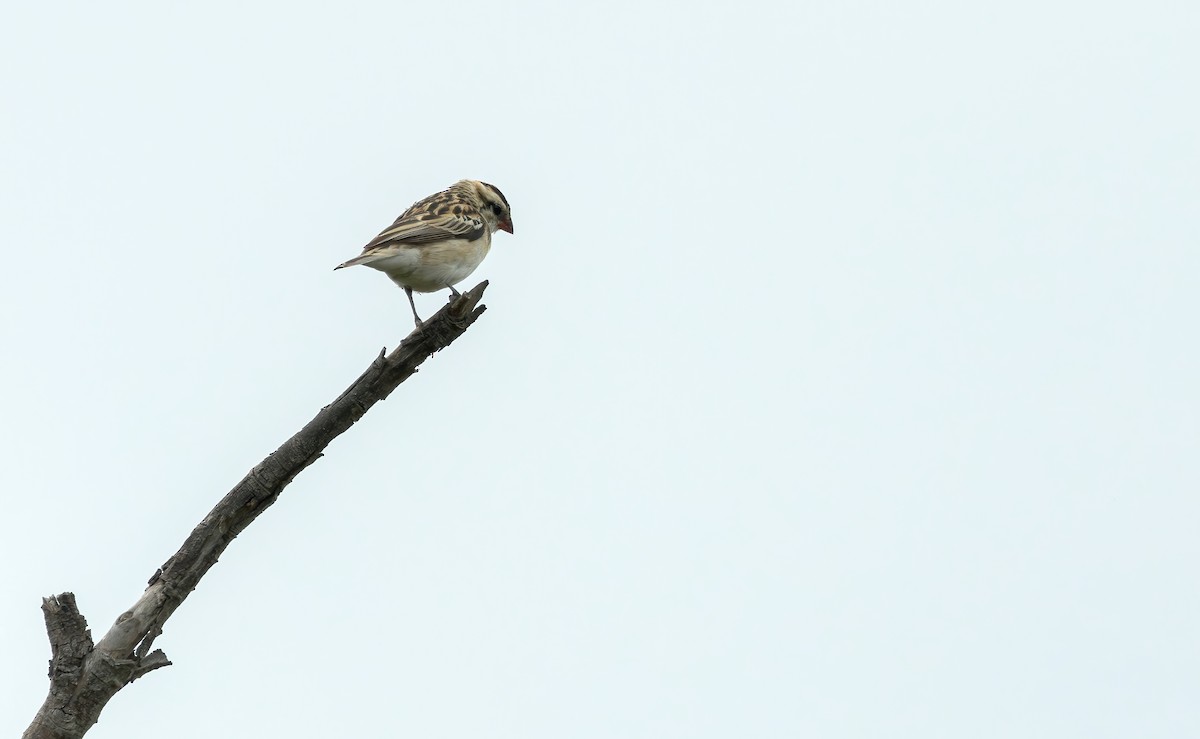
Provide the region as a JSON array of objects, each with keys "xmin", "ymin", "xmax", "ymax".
[{"xmin": 366, "ymin": 233, "xmax": 492, "ymax": 293}]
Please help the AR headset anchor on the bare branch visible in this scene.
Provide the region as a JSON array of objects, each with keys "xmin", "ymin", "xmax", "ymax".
[{"xmin": 23, "ymin": 282, "xmax": 489, "ymax": 739}]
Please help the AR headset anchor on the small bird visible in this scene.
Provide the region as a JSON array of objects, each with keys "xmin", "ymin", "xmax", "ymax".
[{"xmin": 335, "ymin": 179, "xmax": 513, "ymax": 326}]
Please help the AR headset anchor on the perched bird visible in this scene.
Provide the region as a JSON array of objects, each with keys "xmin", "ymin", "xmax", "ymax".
[{"xmin": 335, "ymin": 179, "xmax": 513, "ymax": 325}]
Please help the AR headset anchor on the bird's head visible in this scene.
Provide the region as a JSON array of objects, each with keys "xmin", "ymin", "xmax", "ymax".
[{"xmin": 465, "ymin": 180, "xmax": 513, "ymax": 235}]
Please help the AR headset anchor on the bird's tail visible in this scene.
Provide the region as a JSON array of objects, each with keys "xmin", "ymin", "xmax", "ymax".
[{"xmin": 333, "ymin": 253, "xmax": 377, "ymax": 270}]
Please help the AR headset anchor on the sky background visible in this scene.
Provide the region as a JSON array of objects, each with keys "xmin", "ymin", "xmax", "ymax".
[{"xmin": 2, "ymin": 2, "xmax": 1198, "ymax": 737}]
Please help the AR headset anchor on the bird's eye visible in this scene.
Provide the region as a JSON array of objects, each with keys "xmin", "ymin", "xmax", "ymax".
[{"xmin": 490, "ymin": 202, "xmax": 505, "ymax": 215}]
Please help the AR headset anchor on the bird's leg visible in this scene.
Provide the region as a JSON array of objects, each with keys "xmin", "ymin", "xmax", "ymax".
[
  {"xmin": 404, "ymin": 287, "xmax": 423, "ymax": 327},
  {"xmin": 447, "ymin": 285, "xmax": 461, "ymax": 298}
]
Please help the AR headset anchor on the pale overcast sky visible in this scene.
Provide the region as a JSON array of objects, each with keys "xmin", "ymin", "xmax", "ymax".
[{"xmin": 3, "ymin": 2, "xmax": 1198, "ymax": 737}]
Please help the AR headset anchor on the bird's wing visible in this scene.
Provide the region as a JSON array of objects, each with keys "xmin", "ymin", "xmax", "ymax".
[
  {"xmin": 366, "ymin": 191, "xmax": 486, "ymax": 248},
  {"xmin": 333, "ymin": 191, "xmax": 487, "ymax": 270},
  {"xmin": 364, "ymin": 210, "xmax": 485, "ymax": 248}
]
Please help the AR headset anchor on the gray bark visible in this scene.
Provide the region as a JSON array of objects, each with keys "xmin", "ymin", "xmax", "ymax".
[{"xmin": 23, "ymin": 282, "xmax": 489, "ymax": 739}]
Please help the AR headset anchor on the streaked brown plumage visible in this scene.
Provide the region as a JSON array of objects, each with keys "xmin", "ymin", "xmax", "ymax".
[{"xmin": 336, "ymin": 180, "xmax": 513, "ymax": 325}]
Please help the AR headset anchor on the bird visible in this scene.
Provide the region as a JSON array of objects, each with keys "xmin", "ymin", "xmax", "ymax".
[{"xmin": 335, "ymin": 179, "xmax": 513, "ymax": 326}]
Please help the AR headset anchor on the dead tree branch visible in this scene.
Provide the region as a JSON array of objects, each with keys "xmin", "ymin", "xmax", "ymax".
[{"xmin": 22, "ymin": 281, "xmax": 489, "ymax": 739}]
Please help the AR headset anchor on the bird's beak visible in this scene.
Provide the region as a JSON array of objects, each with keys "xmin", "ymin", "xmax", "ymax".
[{"xmin": 499, "ymin": 218, "xmax": 514, "ymax": 234}]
